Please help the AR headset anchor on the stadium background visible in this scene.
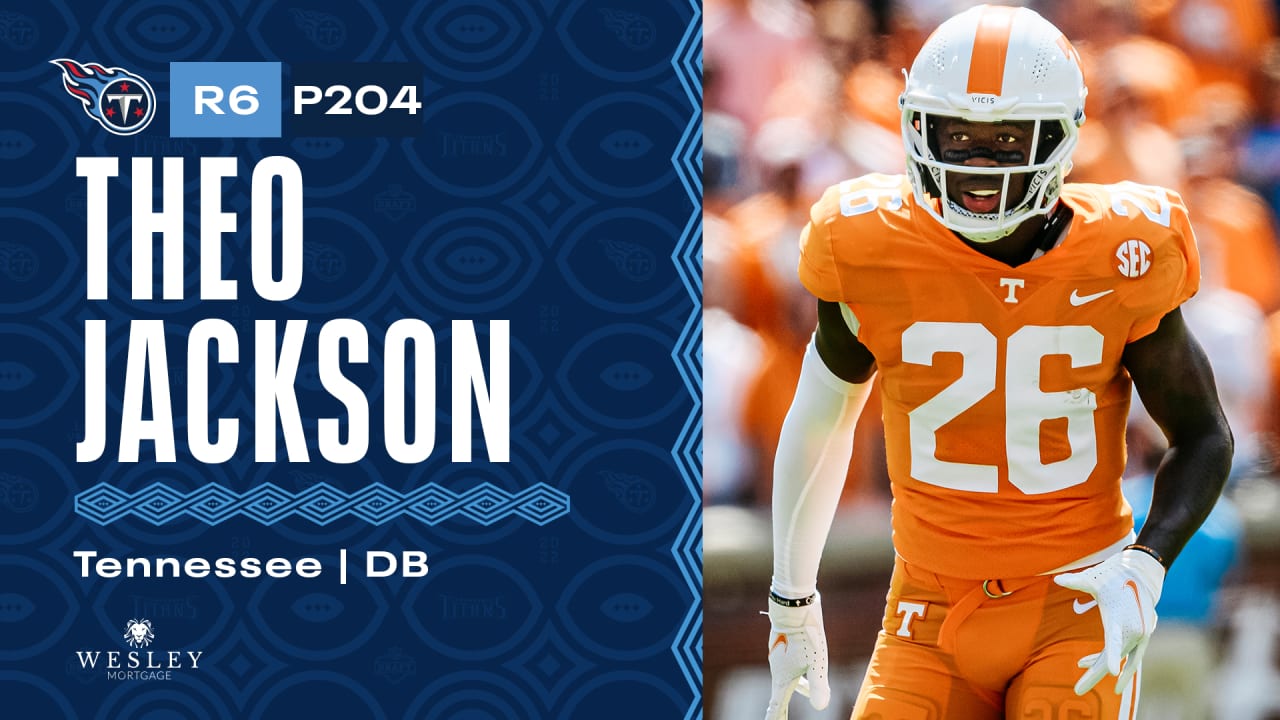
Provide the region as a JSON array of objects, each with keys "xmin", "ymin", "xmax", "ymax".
[{"xmin": 702, "ymin": 1, "xmax": 1280, "ymax": 718}]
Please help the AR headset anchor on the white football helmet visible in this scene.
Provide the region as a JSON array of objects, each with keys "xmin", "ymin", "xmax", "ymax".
[{"xmin": 900, "ymin": 4, "xmax": 1087, "ymax": 242}]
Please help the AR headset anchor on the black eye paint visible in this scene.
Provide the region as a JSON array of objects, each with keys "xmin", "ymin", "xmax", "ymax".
[{"xmin": 941, "ymin": 147, "xmax": 1026, "ymax": 163}]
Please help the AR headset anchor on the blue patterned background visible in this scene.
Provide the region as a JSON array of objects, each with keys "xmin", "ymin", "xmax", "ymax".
[{"xmin": 0, "ymin": 0, "xmax": 703, "ymax": 717}]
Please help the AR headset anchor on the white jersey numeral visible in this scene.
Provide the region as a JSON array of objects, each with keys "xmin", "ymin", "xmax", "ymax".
[
  {"xmin": 838, "ymin": 175, "xmax": 903, "ymax": 217},
  {"xmin": 903, "ymin": 322, "xmax": 999, "ymax": 492},
  {"xmin": 1109, "ymin": 181, "xmax": 1172, "ymax": 228},
  {"xmin": 903, "ymin": 322, "xmax": 1103, "ymax": 494}
]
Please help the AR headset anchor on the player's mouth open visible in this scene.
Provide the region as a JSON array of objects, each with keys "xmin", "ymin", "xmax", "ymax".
[{"xmin": 961, "ymin": 188, "xmax": 1002, "ymax": 214}]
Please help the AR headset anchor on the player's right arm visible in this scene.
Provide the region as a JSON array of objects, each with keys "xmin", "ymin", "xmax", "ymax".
[
  {"xmin": 771, "ymin": 183, "xmax": 879, "ymax": 601},
  {"xmin": 766, "ymin": 188, "xmax": 879, "ymax": 718},
  {"xmin": 770, "ymin": 300, "xmax": 876, "ymax": 602},
  {"xmin": 766, "ymin": 311, "xmax": 874, "ymax": 719}
]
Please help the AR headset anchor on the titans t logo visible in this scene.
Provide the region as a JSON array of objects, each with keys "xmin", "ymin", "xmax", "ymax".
[{"xmin": 50, "ymin": 58, "xmax": 156, "ymax": 136}]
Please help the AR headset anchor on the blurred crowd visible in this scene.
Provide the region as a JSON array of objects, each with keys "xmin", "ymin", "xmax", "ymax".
[{"xmin": 704, "ymin": 0, "xmax": 1280, "ymax": 509}]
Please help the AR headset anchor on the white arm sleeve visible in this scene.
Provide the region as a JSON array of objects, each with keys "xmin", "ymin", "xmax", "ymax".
[{"xmin": 771, "ymin": 335, "xmax": 873, "ymax": 599}]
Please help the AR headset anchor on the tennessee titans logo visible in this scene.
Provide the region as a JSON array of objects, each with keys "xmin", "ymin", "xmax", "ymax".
[{"xmin": 50, "ymin": 58, "xmax": 155, "ymax": 136}]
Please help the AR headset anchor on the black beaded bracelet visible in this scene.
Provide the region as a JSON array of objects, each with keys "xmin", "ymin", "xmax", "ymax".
[
  {"xmin": 1124, "ymin": 543, "xmax": 1166, "ymax": 568},
  {"xmin": 769, "ymin": 590, "xmax": 816, "ymax": 608}
]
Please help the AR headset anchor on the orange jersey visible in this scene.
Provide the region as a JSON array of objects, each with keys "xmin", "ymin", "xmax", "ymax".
[{"xmin": 799, "ymin": 174, "xmax": 1200, "ymax": 579}]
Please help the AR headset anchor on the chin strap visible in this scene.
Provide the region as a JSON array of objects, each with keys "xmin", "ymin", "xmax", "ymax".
[{"xmin": 1028, "ymin": 203, "xmax": 1074, "ymax": 260}]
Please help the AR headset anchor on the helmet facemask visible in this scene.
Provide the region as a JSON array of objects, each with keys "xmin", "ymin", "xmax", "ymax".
[{"xmin": 901, "ymin": 109, "xmax": 1080, "ymax": 243}]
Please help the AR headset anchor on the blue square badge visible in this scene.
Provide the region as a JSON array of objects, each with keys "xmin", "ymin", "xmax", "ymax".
[{"xmin": 170, "ymin": 62, "xmax": 281, "ymax": 137}]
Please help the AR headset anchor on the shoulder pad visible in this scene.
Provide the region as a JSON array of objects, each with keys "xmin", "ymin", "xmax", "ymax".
[
  {"xmin": 799, "ymin": 175, "xmax": 913, "ymax": 301},
  {"xmin": 1069, "ymin": 181, "xmax": 1190, "ymax": 234},
  {"xmin": 810, "ymin": 174, "xmax": 912, "ymax": 225},
  {"xmin": 1067, "ymin": 182, "xmax": 1200, "ymax": 339}
]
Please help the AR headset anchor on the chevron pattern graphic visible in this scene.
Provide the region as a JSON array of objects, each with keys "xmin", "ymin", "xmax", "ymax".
[
  {"xmin": 74, "ymin": 481, "xmax": 570, "ymax": 527},
  {"xmin": 671, "ymin": 2, "xmax": 704, "ymax": 717}
]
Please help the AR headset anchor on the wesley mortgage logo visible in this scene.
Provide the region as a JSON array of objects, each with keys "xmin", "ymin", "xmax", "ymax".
[{"xmin": 74, "ymin": 618, "xmax": 204, "ymax": 681}]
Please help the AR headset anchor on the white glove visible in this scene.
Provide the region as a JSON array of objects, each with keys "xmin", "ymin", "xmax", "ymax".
[
  {"xmin": 765, "ymin": 591, "xmax": 831, "ymax": 719},
  {"xmin": 1053, "ymin": 548, "xmax": 1165, "ymax": 695}
]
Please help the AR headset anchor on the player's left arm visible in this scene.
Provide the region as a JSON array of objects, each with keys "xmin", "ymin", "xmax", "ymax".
[
  {"xmin": 1121, "ymin": 306, "xmax": 1234, "ymax": 568},
  {"xmin": 1055, "ymin": 306, "xmax": 1233, "ymax": 695}
]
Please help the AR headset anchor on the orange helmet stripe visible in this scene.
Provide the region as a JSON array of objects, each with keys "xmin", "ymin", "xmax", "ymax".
[{"xmin": 966, "ymin": 5, "xmax": 1019, "ymax": 95}]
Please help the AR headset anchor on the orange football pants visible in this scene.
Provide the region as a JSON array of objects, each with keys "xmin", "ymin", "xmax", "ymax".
[{"xmin": 851, "ymin": 556, "xmax": 1139, "ymax": 719}]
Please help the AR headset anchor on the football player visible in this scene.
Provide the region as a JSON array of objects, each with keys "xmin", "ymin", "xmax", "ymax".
[{"xmin": 765, "ymin": 5, "xmax": 1234, "ymax": 718}]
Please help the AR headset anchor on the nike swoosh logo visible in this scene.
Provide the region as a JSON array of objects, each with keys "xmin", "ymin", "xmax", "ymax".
[
  {"xmin": 1073, "ymin": 598, "xmax": 1098, "ymax": 614},
  {"xmin": 1069, "ymin": 288, "xmax": 1114, "ymax": 306},
  {"xmin": 1125, "ymin": 579, "xmax": 1145, "ymax": 632},
  {"xmin": 770, "ymin": 633, "xmax": 788, "ymax": 654}
]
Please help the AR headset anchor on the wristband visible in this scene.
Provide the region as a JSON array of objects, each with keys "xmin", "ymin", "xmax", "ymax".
[
  {"xmin": 1124, "ymin": 543, "xmax": 1166, "ymax": 568},
  {"xmin": 769, "ymin": 590, "xmax": 816, "ymax": 608}
]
